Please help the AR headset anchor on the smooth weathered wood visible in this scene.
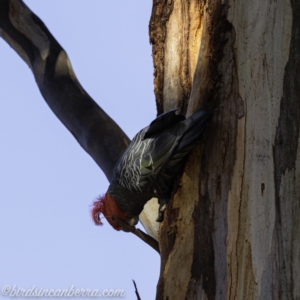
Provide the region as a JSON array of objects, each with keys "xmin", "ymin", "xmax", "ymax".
[{"xmin": 227, "ymin": 0, "xmax": 294, "ymax": 298}]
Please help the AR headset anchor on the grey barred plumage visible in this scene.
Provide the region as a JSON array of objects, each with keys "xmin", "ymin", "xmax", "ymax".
[
  {"xmin": 92, "ymin": 108, "xmax": 215, "ymax": 231},
  {"xmin": 113, "ymin": 128, "xmax": 152, "ymax": 193}
]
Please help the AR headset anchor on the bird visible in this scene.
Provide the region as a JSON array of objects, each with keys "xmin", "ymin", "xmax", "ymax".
[{"xmin": 91, "ymin": 108, "xmax": 214, "ymax": 231}]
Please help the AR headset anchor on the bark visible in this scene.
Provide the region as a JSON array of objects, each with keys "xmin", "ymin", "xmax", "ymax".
[
  {"xmin": 150, "ymin": 0, "xmax": 299, "ymax": 299},
  {"xmin": 0, "ymin": 0, "xmax": 159, "ymax": 242}
]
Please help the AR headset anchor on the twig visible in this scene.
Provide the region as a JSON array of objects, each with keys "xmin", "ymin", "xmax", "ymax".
[
  {"xmin": 112, "ymin": 217, "xmax": 160, "ymax": 254},
  {"xmin": 132, "ymin": 280, "xmax": 142, "ymax": 300}
]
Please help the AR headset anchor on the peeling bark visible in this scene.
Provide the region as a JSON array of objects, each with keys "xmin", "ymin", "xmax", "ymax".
[{"xmin": 149, "ymin": 0, "xmax": 174, "ymax": 115}]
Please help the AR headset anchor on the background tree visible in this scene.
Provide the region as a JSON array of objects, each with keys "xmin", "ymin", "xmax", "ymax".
[{"xmin": 1, "ymin": 1, "xmax": 300, "ymax": 300}]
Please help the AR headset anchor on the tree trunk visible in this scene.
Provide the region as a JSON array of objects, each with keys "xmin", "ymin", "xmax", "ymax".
[{"xmin": 150, "ymin": 0, "xmax": 299, "ymax": 299}]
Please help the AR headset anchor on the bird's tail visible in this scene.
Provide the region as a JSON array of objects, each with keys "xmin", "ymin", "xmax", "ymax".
[
  {"xmin": 176, "ymin": 108, "xmax": 215, "ymax": 152},
  {"xmin": 165, "ymin": 108, "xmax": 215, "ymax": 171}
]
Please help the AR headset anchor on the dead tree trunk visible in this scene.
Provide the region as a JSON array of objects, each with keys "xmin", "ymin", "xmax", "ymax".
[{"xmin": 150, "ymin": 0, "xmax": 299, "ymax": 299}]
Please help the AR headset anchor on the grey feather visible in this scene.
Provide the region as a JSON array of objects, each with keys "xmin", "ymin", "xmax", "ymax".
[{"xmin": 109, "ymin": 108, "xmax": 214, "ymax": 219}]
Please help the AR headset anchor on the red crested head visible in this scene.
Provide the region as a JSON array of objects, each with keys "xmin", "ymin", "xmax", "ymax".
[{"xmin": 91, "ymin": 193, "xmax": 128, "ymax": 231}]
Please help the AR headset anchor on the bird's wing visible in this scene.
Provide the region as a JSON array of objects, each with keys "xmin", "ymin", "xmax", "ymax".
[
  {"xmin": 113, "ymin": 108, "xmax": 215, "ymax": 195},
  {"xmin": 113, "ymin": 126, "xmax": 182, "ymax": 193},
  {"xmin": 142, "ymin": 108, "xmax": 185, "ymax": 139}
]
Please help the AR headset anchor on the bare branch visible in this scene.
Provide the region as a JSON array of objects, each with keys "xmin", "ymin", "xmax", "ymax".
[
  {"xmin": 112, "ymin": 217, "xmax": 160, "ymax": 254},
  {"xmin": 0, "ymin": 0, "xmax": 129, "ymax": 181}
]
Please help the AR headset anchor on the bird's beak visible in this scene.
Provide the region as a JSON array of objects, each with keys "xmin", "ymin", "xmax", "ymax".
[
  {"xmin": 111, "ymin": 216, "xmax": 138, "ymax": 232},
  {"xmin": 127, "ymin": 216, "xmax": 139, "ymax": 226},
  {"xmin": 120, "ymin": 216, "xmax": 139, "ymax": 232}
]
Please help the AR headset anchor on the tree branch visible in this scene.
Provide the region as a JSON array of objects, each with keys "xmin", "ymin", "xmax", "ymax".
[
  {"xmin": 112, "ymin": 217, "xmax": 160, "ymax": 254},
  {"xmin": 132, "ymin": 280, "xmax": 142, "ymax": 300},
  {"xmin": 0, "ymin": 0, "xmax": 129, "ymax": 181}
]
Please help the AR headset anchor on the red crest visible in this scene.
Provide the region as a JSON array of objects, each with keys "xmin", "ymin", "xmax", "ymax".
[{"xmin": 91, "ymin": 193, "xmax": 128, "ymax": 231}]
